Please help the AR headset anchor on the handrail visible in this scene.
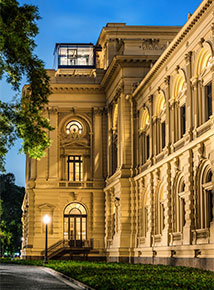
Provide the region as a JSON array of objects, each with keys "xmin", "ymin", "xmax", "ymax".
[
  {"xmin": 41, "ymin": 239, "xmax": 93, "ymax": 257},
  {"xmin": 41, "ymin": 240, "xmax": 67, "ymax": 255}
]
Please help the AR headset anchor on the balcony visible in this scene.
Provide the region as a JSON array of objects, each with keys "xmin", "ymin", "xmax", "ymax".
[{"xmin": 58, "ymin": 180, "xmax": 104, "ymax": 189}]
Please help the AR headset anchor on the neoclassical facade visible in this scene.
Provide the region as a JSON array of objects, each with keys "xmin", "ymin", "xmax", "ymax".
[{"xmin": 22, "ymin": 0, "xmax": 214, "ymax": 270}]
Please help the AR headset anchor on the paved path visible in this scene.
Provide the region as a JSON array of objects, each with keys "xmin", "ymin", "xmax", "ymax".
[{"xmin": 0, "ymin": 264, "xmax": 84, "ymax": 290}]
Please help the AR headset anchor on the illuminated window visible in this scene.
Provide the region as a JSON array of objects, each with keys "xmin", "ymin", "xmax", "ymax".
[
  {"xmin": 66, "ymin": 121, "xmax": 83, "ymax": 136},
  {"xmin": 64, "ymin": 203, "xmax": 87, "ymax": 244},
  {"xmin": 55, "ymin": 44, "xmax": 95, "ymax": 68},
  {"xmin": 67, "ymin": 155, "xmax": 83, "ymax": 181}
]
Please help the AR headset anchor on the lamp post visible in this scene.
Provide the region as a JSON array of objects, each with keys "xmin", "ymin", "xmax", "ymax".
[{"xmin": 43, "ymin": 214, "xmax": 51, "ymax": 264}]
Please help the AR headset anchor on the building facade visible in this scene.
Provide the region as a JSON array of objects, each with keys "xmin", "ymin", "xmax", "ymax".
[{"xmin": 21, "ymin": 0, "xmax": 214, "ymax": 270}]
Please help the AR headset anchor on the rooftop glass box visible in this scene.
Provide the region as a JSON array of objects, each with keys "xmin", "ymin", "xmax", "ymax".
[{"xmin": 54, "ymin": 43, "xmax": 96, "ymax": 69}]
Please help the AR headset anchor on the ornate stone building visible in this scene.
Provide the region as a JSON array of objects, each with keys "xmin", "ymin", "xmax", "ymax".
[{"xmin": 21, "ymin": 0, "xmax": 214, "ymax": 270}]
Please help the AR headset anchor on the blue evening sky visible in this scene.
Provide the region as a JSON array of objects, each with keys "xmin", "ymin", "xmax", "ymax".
[{"xmin": 1, "ymin": 0, "xmax": 202, "ymax": 186}]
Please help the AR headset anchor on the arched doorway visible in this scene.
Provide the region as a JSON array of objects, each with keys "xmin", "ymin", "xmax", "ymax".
[{"xmin": 64, "ymin": 203, "xmax": 87, "ymax": 247}]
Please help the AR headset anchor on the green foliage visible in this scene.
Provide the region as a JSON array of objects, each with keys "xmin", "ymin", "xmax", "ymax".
[
  {"xmin": 0, "ymin": 173, "xmax": 24, "ymax": 255},
  {"xmin": 1, "ymin": 259, "xmax": 213, "ymax": 290},
  {"xmin": 0, "ymin": 0, "xmax": 53, "ymax": 172}
]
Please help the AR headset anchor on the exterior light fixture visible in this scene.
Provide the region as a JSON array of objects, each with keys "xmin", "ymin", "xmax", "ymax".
[{"xmin": 43, "ymin": 214, "xmax": 51, "ymax": 264}]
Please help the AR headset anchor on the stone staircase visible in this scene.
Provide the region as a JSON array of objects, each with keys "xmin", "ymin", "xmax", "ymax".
[{"xmin": 41, "ymin": 239, "xmax": 93, "ymax": 259}]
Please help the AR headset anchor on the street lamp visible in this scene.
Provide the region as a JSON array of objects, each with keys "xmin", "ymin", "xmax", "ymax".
[{"xmin": 43, "ymin": 214, "xmax": 51, "ymax": 264}]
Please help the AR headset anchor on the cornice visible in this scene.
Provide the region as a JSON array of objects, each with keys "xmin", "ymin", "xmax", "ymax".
[
  {"xmin": 101, "ymin": 55, "xmax": 156, "ymax": 89},
  {"xmin": 133, "ymin": 0, "xmax": 213, "ymax": 98},
  {"xmin": 97, "ymin": 25, "xmax": 181, "ymax": 46},
  {"xmin": 50, "ymin": 84, "xmax": 104, "ymax": 94}
]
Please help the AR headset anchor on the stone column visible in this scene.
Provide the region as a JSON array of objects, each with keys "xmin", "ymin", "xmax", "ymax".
[
  {"xmin": 191, "ymin": 76, "xmax": 198, "ymax": 136},
  {"xmin": 210, "ymin": 57, "xmax": 214, "ymax": 120},
  {"xmin": 107, "ymin": 106, "xmax": 112, "ymax": 177},
  {"xmin": 174, "ymin": 101, "xmax": 179, "ymax": 142},
  {"xmin": 181, "ymin": 149, "xmax": 194, "ymax": 245},
  {"xmin": 48, "ymin": 107, "xmax": 58, "ymax": 180},
  {"xmin": 156, "ymin": 118, "xmax": 161, "ymax": 154},
  {"xmin": 119, "ymin": 93, "xmax": 132, "ymax": 169},
  {"xmin": 93, "ymin": 108, "xmax": 103, "ymax": 180},
  {"xmin": 162, "ymin": 162, "xmax": 171, "ymax": 246},
  {"xmin": 185, "ymin": 52, "xmax": 193, "ymax": 141},
  {"xmin": 152, "ymin": 116, "xmax": 157, "ymax": 158},
  {"xmin": 164, "ymin": 76, "xmax": 171, "ymax": 153},
  {"xmin": 209, "ymin": 135, "xmax": 214, "ymax": 243},
  {"xmin": 169, "ymin": 99, "xmax": 175, "ymax": 151},
  {"xmin": 198, "ymin": 80, "xmax": 203, "ymax": 125},
  {"xmin": 148, "ymin": 95, "xmax": 154, "ymax": 162},
  {"xmin": 146, "ymin": 174, "xmax": 153, "ymax": 247},
  {"xmin": 83, "ymin": 154, "xmax": 91, "ymax": 181}
]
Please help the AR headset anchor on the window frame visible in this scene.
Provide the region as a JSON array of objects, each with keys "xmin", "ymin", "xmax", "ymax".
[{"xmin": 67, "ymin": 155, "xmax": 83, "ymax": 181}]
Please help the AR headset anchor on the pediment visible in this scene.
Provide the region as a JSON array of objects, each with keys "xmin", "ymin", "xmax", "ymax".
[
  {"xmin": 60, "ymin": 135, "xmax": 89, "ymax": 149},
  {"xmin": 38, "ymin": 203, "xmax": 56, "ymax": 210}
]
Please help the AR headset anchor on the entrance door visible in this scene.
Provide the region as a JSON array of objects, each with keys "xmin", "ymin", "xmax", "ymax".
[{"xmin": 64, "ymin": 203, "xmax": 87, "ymax": 247}]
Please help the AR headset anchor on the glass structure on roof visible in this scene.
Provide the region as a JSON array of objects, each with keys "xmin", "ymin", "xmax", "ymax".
[{"xmin": 54, "ymin": 43, "xmax": 95, "ymax": 69}]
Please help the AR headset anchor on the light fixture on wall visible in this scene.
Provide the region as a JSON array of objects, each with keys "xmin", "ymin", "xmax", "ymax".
[{"xmin": 43, "ymin": 214, "xmax": 51, "ymax": 264}]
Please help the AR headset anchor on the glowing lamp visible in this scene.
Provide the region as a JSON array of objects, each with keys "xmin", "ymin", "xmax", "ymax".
[{"xmin": 43, "ymin": 214, "xmax": 51, "ymax": 225}]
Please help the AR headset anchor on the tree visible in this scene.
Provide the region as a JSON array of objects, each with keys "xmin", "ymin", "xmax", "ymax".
[
  {"xmin": 0, "ymin": 0, "xmax": 53, "ymax": 172},
  {"xmin": 0, "ymin": 173, "xmax": 25, "ymax": 255}
]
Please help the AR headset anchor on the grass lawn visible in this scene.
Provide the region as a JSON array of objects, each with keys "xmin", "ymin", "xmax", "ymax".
[{"xmin": 1, "ymin": 258, "xmax": 214, "ymax": 290}]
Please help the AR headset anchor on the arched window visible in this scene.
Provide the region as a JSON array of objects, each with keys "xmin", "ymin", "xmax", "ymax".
[
  {"xmin": 175, "ymin": 178, "xmax": 185, "ymax": 233},
  {"xmin": 142, "ymin": 190, "xmax": 149, "ymax": 237},
  {"xmin": 197, "ymin": 164, "xmax": 213, "ymax": 229},
  {"xmin": 64, "ymin": 202, "xmax": 87, "ymax": 247},
  {"xmin": 156, "ymin": 184, "xmax": 165, "ymax": 235},
  {"xmin": 195, "ymin": 46, "xmax": 212, "ymax": 124},
  {"xmin": 155, "ymin": 92, "xmax": 166, "ymax": 154},
  {"xmin": 172, "ymin": 71, "xmax": 187, "ymax": 141},
  {"xmin": 66, "ymin": 120, "xmax": 83, "ymax": 137},
  {"xmin": 139, "ymin": 108, "xmax": 150, "ymax": 164}
]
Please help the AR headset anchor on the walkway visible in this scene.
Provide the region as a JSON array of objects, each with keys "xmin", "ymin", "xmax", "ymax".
[{"xmin": 0, "ymin": 264, "xmax": 85, "ymax": 290}]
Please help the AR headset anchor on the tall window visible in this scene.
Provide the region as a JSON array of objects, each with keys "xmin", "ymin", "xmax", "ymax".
[
  {"xmin": 176, "ymin": 180, "xmax": 185, "ymax": 233},
  {"xmin": 139, "ymin": 108, "xmax": 150, "ymax": 164},
  {"xmin": 156, "ymin": 186, "xmax": 165, "ymax": 235},
  {"xmin": 206, "ymin": 170, "xmax": 213, "ymax": 228},
  {"xmin": 180, "ymin": 105, "xmax": 186, "ymax": 137},
  {"xmin": 155, "ymin": 92, "xmax": 166, "ymax": 154},
  {"xmin": 198, "ymin": 166, "xmax": 213, "ymax": 229},
  {"xmin": 205, "ymin": 82, "xmax": 212, "ymax": 121},
  {"xmin": 146, "ymin": 135, "xmax": 150, "ymax": 160},
  {"xmin": 172, "ymin": 72, "xmax": 186, "ymax": 142},
  {"xmin": 195, "ymin": 47, "xmax": 212, "ymax": 126},
  {"xmin": 161, "ymin": 121, "xmax": 166, "ymax": 149},
  {"xmin": 67, "ymin": 155, "xmax": 83, "ymax": 181}
]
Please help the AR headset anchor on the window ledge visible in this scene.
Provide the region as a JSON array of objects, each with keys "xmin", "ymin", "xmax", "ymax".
[
  {"xmin": 140, "ymin": 159, "xmax": 152, "ymax": 172},
  {"xmin": 192, "ymin": 228, "xmax": 210, "ymax": 241},
  {"xmin": 154, "ymin": 234, "xmax": 162, "ymax": 243},
  {"xmin": 174, "ymin": 137, "xmax": 185, "ymax": 152},
  {"xmin": 196, "ymin": 118, "xmax": 213, "ymax": 137},
  {"xmin": 156, "ymin": 150, "xmax": 165, "ymax": 163},
  {"xmin": 171, "ymin": 232, "xmax": 182, "ymax": 241},
  {"xmin": 137, "ymin": 236, "xmax": 146, "ymax": 245}
]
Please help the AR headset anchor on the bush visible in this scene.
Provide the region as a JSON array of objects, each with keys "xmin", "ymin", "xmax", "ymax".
[{"xmin": 1, "ymin": 258, "xmax": 213, "ymax": 289}]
